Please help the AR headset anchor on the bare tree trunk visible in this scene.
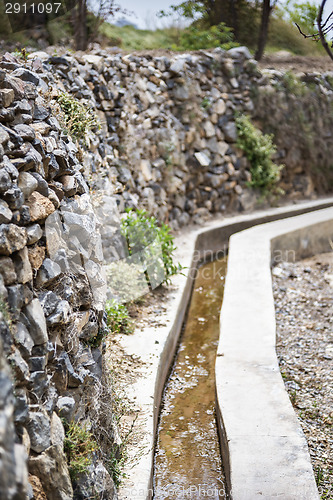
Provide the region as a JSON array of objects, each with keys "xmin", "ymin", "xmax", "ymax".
[
  {"xmin": 74, "ymin": 0, "xmax": 88, "ymax": 51},
  {"xmin": 229, "ymin": 0, "xmax": 238, "ymax": 38},
  {"xmin": 317, "ymin": 0, "xmax": 333, "ymax": 61},
  {"xmin": 255, "ymin": 0, "xmax": 273, "ymax": 61}
]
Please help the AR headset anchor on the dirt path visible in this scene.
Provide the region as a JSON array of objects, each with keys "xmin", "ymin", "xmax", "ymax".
[{"xmin": 259, "ymin": 52, "xmax": 333, "ymax": 73}]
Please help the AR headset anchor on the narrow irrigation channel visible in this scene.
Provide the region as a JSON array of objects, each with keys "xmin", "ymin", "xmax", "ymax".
[{"xmin": 153, "ymin": 257, "xmax": 228, "ymax": 500}]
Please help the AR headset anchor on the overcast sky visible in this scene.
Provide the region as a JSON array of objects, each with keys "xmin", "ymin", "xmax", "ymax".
[{"xmin": 115, "ymin": 0, "xmax": 184, "ymax": 29}]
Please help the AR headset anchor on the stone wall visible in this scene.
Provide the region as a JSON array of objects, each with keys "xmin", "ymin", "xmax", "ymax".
[
  {"xmin": 30, "ymin": 46, "xmax": 332, "ymax": 230},
  {"xmin": 0, "ymin": 46, "xmax": 332, "ymax": 499},
  {"xmin": 0, "ymin": 55, "xmax": 116, "ymax": 499}
]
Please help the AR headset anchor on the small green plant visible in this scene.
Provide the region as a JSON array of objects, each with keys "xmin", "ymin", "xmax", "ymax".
[
  {"xmin": 236, "ymin": 114, "xmax": 284, "ymax": 196},
  {"xmin": 105, "ymin": 299, "xmax": 133, "ymax": 335},
  {"xmin": 88, "ymin": 325, "xmax": 109, "ymax": 348},
  {"xmin": 162, "ymin": 142, "xmax": 175, "ymax": 166},
  {"xmin": 121, "ymin": 208, "xmax": 183, "ymax": 287},
  {"xmin": 57, "ymin": 92, "xmax": 99, "ymax": 141},
  {"xmin": 282, "ymin": 71, "xmax": 307, "ymax": 97},
  {"xmin": 64, "ymin": 422, "xmax": 97, "ymax": 481},
  {"xmin": 201, "ymin": 97, "xmax": 211, "ymax": 110},
  {"xmin": 12, "ymin": 47, "xmax": 29, "ymax": 63},
  {"xmin": 0, "ymin": 298, "xmax": 12, "ymax": 330},
  {"xmin": 107, "ymin": 450, "xmax": 126, "ymax": 487}
]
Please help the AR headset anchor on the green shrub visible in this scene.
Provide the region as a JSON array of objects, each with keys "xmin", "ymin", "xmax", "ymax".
[
  {"xmin": 57, "ymin": 92, "xmax": 99, "ymax": 141},
  {"xmin": 121, "ymin": 209, "xmax": 183, "ymax": 287},
  {"xmin": 105, "ymin": 300, "xmax": 133, "ymax": 335},
  {"xmin": 174, "ymin": 23, "xmax": 238, "ymax": 51},
  {"xmin": 64, "ymin": 422, "xmax": 97, "ymax": 481},
  {"xmin": 236, "ymin": 114, "xmax": 284, "ymax": 196}
]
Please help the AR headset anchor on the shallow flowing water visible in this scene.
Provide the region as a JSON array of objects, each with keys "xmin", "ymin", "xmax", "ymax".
[{"xmin": 153, "ymin": 257, "xmax": 228, "ymax": 500}]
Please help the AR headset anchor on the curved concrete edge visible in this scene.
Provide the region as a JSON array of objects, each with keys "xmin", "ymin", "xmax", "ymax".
[
  {"xmin": 216, "ymin": 207, "xmax": 333, "ymax": 500},
  {"xmin": 116, "ymin": 197, "xmax": 333, "ymax": 500}
]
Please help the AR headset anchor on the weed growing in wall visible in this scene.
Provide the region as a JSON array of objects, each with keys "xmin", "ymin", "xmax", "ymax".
[
  {"xmin": 105, "ymin": 300, "xmax": 133, "ymax": 335},
  {"xmin": 64, "ymin": 421, "xmax": 97, "ymax": 481},
  {"xmin": 235, "ymin": 114, "xmax": 284, "ymax": 196},
  {"xmin": 121, "ymin": 208, "xmax": 183, "ymax": 287},
  {"xmin": 0, "ymin": 298, "xmax": 12, "ymax": 331},
  {"xmin": 57, "ymin": 92, "xmax": 99, "ymax": 141}
]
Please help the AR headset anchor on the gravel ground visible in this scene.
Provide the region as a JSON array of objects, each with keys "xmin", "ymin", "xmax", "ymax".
[{"xmin": 272, "ymin": 252, "xmax": 333, "ymax": 499}]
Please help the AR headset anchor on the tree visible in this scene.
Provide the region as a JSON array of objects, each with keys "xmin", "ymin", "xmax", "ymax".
[
  {"xmin": 296, "ymin": 0, "xmax": 333, "ymax": 60},
  {"xmin": 255, "ymin": 0, "xmax": 278, "ymax": 60},
  {"xmin": 159, "ymin": 0, "xmax": 275, "ymax": 60},
  {"xmin": 71, "ymin": 0, "xmax": 125, "ymax": 50}
]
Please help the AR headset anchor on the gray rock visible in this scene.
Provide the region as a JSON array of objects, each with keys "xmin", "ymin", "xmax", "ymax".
[
  {"xmin": 0, "ymin": 169, "xmax": 12, "ymax": 194},
  {"xmin": 33, "ymin": 104, "xmax": 50, "ymax": 121},
  {"xmin": 0, "ymin": 88, "xmax": 14, "ymax": 107},
  {"xmin": 23, "ymin": 299, "xmax": 48, "ymax": 345},
  {"xmin": 30, "ymin": 172, "xmax": 49, "ymax": 196},
  {"xmin": 0, "ymin": 224, "xmax": 27, "ymax": 255},
  {"xmin": 13, "ymin": 247, "xmax": 33, "ymax": 284},
  {"xmin": 58, "ymin": 175, "xmax": 77, "ymax": 196},
  {"xmin": 56, "ymin": 396, "xmax": 75, "ymax": 422},
  {"xmin": 170, "ymin": 57, "xmax": 186, "ymax": 74},
  {"xmin": 0, "ymin": 256, "xmax": 17, "ymax": 285},
  {"xmin": 29, "ymin": 444, "xmax": 73, "ymax": 500},
  {"xmin": 14, "ymin": 388, "xmax": 29, "ymax": 424},
  {"xmin": 26, "ymin": 224, "xmax": 43, "ymax": 245},
  {"xmin": 0, "ymin": 274, "xmax": 7, "ymax": 299},
  {"xmin": 227, "ymin": 46, "xmax": 252, "ymax": 60},
  {"xmin": 13, "ymin": 443, "xmax": 29, "ymax": 499},
  {"xmin": 194, "ymin": 152, "xmax": 210, "ymax": 167},
  {"xmin": 74, "ymin": 460, "xmax": 117, "ymax": 500},
  {"xmin": 8, "ymin": 346, "xmax": 30, "ymax": 383},
  {"xmin": 0, "ymin": 200, "xmax": 12, "ymax": 224},
  {"xmin": 28, "ymin": 356, "xmax": 47, "ymax": 372},
  {"xmin": 26, "ymin": 411, "xmax": 51, "ymax": 453},
  {"xmin": 12, "ymin": 124, "xmax": 36, "ymax": 141},
  {"xmin": 0, "ymin": 126, "xmax": 9, "ymax": 145},
  {"xmin": 46, "ymin": 300, "xmax": 71, "ymax": 326},
  {"xmin": 35, "ymin": 258, "xmax": 61, "ymax": 288},
  {"xmin": 7, "ymin": 284, "xmax": 33, "ymax": 314},
  {"xmin": 12, "ymin": 68, "xmax": 48, "ymax": 90},
  {"xmin": 3, "ymin": 186, "xmax": 24, "ymax": 210},
  {"xmin": 29, "ymin": 371, "xmax": 49, "ymax": 399},
  {"xmin": 2, "ymin": 156, "xmax": 19, "ymax": 180},
  {"xmin": 18, "ymin": 172, "xmax": 38, "ymax": 198},
  {"xmin": 173, "ymin": 85, "xmax": 189, "ymax": 100},
  {"xmin": 38, "ymin": 290, "xmax": 59, "ymax": 317},
  {"xmin": 12, "ymin": 322, "xmax": 34, "ymax": 357},
  {"xmin": 50, "ymin": 412, "xmax": 65, "ymax": 448},
  {"xmin": 222, "ymin": 121, "xmax": 238, "ymax": 142}
]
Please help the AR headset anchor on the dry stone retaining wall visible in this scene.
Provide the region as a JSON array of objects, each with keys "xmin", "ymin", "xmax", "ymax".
[{"xmin": 0, "ymin": 46, "xmax": 332, "ymax": 499}]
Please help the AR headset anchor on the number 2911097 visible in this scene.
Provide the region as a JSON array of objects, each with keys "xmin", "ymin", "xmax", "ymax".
[{"xmin": 5, "ymin": 3, "xmax": 61, "ymax": 14}]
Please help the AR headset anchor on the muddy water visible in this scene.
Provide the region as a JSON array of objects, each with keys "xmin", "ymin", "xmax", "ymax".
[{"xmin": 153, "ymin": 257, "xmax": 228, "ymax": 500}]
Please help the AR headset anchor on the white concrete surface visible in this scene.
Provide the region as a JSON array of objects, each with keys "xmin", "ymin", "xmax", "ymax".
[
  {"xmin": 116, "ymin": 198, "xmax": 333, "ymax": 500},
  {"xmin": 216, "ymin": 207, "xmax": 333, "ymax": 499}
]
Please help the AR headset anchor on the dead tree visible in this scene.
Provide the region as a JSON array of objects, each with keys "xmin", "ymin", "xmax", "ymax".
[{"xmin": 296, "ymin": 0, "xmax": 333, "ymax": 61}]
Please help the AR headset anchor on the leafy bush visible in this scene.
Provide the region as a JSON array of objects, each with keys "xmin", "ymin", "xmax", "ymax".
[
  {"xmin": 121, "ymin": 209, "xmax": 183, "ymax": 287},
  {"xmin": 236, "ymin": 114, "xmax": 284, "ymax": 195},
  {"xmin": 64, "ymin": 422, "xmax": 97, "ymax": 481},
  {"xmin": 105, "ymin": 300, "xmax": 133, "ymax": 335},
  {"xmin": 57, "ymin": 92, "xmax": 99, "ymax": 141},
  {"xmin": 173, "ymin": 23, "xmax": 238, "ymax": 51}
]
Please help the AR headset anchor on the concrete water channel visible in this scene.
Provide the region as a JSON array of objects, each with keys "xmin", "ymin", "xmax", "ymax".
[
  {"xmin": 117, "ymin": 198, "xmax": 333, "ymax": 500},
  {"xmin": 154, "ymin": 258, "xmax": 228, "ymax": 499}
]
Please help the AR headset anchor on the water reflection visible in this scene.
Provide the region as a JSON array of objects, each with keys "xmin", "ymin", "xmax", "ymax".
[{"xmin": 154, "ymin": 258, "xmax": 228, "ymax": 500}]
